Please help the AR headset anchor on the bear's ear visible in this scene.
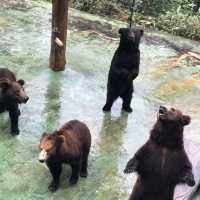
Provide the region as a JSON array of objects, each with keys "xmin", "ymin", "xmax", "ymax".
[
  {"xmin": 42, "ymin": 132, "xmax": 48, "ymax": 138},
  {"xmin": 0, "ymin": 78, "xmax": 11, "ymax": 90},
  {"xmin": 182, "ymin": 115, "xmax": 191, "ymax": 126},
  {"xmin": 119, "ymin": 28, "xmax": 125, "ymax": 35},
  {"xmin": 18, "ymin": 79, "xmax": 25, "ymax": 86},
  {"xmin": 57, "ymin": 135, "xmax": 65, "ymax": 144}
]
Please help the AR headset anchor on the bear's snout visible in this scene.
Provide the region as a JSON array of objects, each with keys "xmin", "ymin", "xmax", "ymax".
[
  {"xmin": 159, "ymin": 106, "xmax": 167, "ymax": 114},
  {"xmin": 23, "ymin": 96, "xmax": 29, "ymax": 103},
  {"xmin": 39, "ymin": 149, "xmax": 47, "ymax": 163},
  {"xmin": 128, "ymin": 32, "xmax": 135, "ymax": 42}
]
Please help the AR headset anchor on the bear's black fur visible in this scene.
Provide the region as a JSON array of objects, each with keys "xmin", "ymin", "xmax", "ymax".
[
  {"xmin": 124, "ymin": 106, "xmax": 195, "ymax": 200},
  {"xmin": 39, "ymin": 120, "xmax": 91, "ymax": 192},
  {"xmin": 0, "ymin": 68, "xmax": 29, "ymax": 135},
  {"xmin": 103, "ymin": 27, "xmax": 143, "ymax": 113}
]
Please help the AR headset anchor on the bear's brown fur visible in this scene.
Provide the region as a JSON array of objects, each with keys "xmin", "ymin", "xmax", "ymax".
[
  {"xmin": 39, "ymin": 120, "xmax": 91, "ymax": 192},
  {"xmin": 0, "ymin": 68, "xmax": 29, "ymax": 135},
  {"xmin": 124, "ymin": 106, "xmax": 195, "ymax": 200}
]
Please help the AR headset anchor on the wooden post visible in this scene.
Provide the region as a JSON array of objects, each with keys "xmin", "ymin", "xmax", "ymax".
[{"xmin": 49, "ymin": 0, "xmax": 69, "ymax": 71}]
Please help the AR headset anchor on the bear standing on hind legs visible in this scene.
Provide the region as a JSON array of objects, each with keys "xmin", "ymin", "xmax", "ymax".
[
  {"xmin": 124, "ymin": 106, "xmax": 195, "ymax": 200},
  {"xmin": 103, "ymin": 27, "xmax": 143, "ymax": 113}
]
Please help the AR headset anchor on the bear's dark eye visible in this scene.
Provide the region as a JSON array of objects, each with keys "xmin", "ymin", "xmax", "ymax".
[
  {"xmin": 46, "ymin": 149, "xmax": 51, "ymax": 153},
  {"xmin": 171, "ymin": 108, "xmax": 176, "ymax": 112}
]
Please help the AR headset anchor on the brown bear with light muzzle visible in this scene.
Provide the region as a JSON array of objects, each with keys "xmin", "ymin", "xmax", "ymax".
[
  {"xmin": 0, "ymin": 68, "xmax": 29, "ymax": 135},
  {"xmin": 39, "ymin": 120, "xmax": 91, "ymax": 192}
]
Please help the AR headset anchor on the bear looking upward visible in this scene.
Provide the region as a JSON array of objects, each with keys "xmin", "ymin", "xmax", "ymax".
[
  {"xmin": 38, "ymin": 120, "xmax": 91, "ymax": 192},
  {"xmin": 103, "ymin": 27, "xmax": 143, "ymax": 113},
  {"xmin": 124, "ymin": 106, "xmax": 195, "ymax": 200}
]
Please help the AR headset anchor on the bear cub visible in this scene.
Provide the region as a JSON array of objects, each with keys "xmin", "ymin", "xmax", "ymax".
[
  {"xmin": 39, "ymin": 120, "xmax": 91, "ymax": 192},
  {"xmin": 0, "ymin": 68, "xmax": 29, "ymax": 135},
  {"xmin": 103, "ymin": 27, "xmax": 143, "ymax": 113},
  {"xmin": 124, "ymin": 106, "xmax": 195, "ymax": 200}
]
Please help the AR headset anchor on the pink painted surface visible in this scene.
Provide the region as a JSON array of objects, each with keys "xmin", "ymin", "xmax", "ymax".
[{"xmin": 174, "ymin": 140, "xmax": 200, "ymax": 200}]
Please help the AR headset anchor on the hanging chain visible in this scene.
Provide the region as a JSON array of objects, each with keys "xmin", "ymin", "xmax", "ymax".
[{"xmin": 129, "ymin": 0, "xmax": 135, "ymax": 28}]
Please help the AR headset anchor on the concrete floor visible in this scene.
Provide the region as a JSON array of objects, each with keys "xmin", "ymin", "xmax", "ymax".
[{"xmin": 0, "ymin": 1, "xmax": 200, "ymax": 199}]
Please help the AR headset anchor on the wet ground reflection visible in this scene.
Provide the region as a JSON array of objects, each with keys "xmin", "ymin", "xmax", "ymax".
[{"xmin": 0, "ymin": 1, "xmax": 199, "ymax": 199}]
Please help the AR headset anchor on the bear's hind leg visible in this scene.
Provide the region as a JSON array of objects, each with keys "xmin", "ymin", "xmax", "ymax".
[
  {"xmin": 103, "ymin": 89, "xmax": 118, "ymax": 112},
  {"xmin": 9, "ymin": 105, "xmax": 20, "ymax": 135},
  {"xmin": 122, "ymin": 84, "xmax": 133, "ymax": 113},
  {"xmin": 69, "ymin": 162, "xmax": 80, "ymax": 185},
  {"xmin": 80, "ymin": 149, "xmax": 90, "ymax": 178},
  {"xmin": 47, "ymin": 162, "xmax": 62, "ymax": 192}
]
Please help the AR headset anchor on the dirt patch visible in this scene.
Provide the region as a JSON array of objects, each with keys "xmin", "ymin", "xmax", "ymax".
[
  {"xmin": 148, "ymin": 53, "xmax": 200, "ymax": 79},
  {"xmin": 69, "ymin": 16, "xmax": 118, "ymax": 38},
  {"xmin": 0, "ymin": 17, "xmax": 8, "ymax": 27},
  {"xmin": 0, "ymin": 0, "xmax": 31, "ymax": 9},
  {"xmin": 193, "ymin": 72, "xmax": 200, "ymax": 80},
  {"xmin": 155, "ymin": 78, "xmax": 200, "ymax": 101}
]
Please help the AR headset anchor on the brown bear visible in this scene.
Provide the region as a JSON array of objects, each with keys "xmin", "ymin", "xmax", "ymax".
[
  {"xmin": 0, "ymin": 68, "xmax": 29, "ymax": 135},
  {"xmin": 38, "ymin": 120, "xmax": 91, "ymax": 192},
  {"xmin": 124, "ymin": 106, "xmax": 195, "ymax": 200},
  {"xmin": 103, "ymin": 27, "xmax": 143, "ymax": 113}
]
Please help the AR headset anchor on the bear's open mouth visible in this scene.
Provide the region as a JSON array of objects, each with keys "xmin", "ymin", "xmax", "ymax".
[
  {"xmin": 159, "ymin": 106, "xmax": 167, "ymax": 114},
  {"xmin": 158, "ymin": 106, "xmax": 168, "ymax": 119}
]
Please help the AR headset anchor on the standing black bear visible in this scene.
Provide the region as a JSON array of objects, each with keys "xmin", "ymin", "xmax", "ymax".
[
  {"xmin": 103, "ymin": 27, "xmax": 143, "ymax": 113},
  {"xmin": 0, "ymin": 68, "xmax": 29, "ymax": 135},
  {"xmin": 124, "ymin": 106, "xmax": 195, "ymax": 200},
  {"xmin": 38, "ymin": 120, "xmax": 91, "ymax": 192}
]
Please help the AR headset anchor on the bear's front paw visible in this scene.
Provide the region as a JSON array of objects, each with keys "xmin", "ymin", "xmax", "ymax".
[
  {"xmin": 182, "ymin": 173, "xmax": 195, "ymax": 187},
  {"xmin": 48, "ymin": 181, "xmax": 59, "ymax": 192},
  {"xmin": 69, "ymin": 177, "xmax": 78, "ymax": 185},
  {"xmin": 122, "ymin": 106, "xmax": 133, "ymax": 113},
  {"xmin": 124, "ymin": 158, "xmax": 138, "ymax": 174},
  {"xmin": 103, "ymin": 105, "xmax": 111, "ymax": 112}
]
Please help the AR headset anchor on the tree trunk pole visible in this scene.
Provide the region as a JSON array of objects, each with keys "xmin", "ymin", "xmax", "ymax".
[{"xmin": 49, "ymin": 0, "xmax": 69, "ymax": 71}]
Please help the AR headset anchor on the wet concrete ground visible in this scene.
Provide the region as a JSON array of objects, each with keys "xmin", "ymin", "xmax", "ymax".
[{"xmin": 0, "ymin": 1, "xmax": 200, "ymax": 199}]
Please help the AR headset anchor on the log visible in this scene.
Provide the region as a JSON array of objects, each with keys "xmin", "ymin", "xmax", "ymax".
[{"xmin": 188, "ymin": 52, "xmax": 200, "ymax": 60}]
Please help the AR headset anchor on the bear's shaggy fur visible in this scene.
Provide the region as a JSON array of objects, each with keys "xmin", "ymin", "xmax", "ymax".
[
  {"xmin": 0, "ymin": 68, "xmax": 29, "ymax": 135},
  {"xmin": 103, "ymin": 27, "xmax": 143, "ymax": 113},
  {"xmin": 39, "ymin": 120, "xmax": 91, "ymax": 192},
  {"xmin": 124, "ymin": 106, "xmax": 195, "ymax": 200}
]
